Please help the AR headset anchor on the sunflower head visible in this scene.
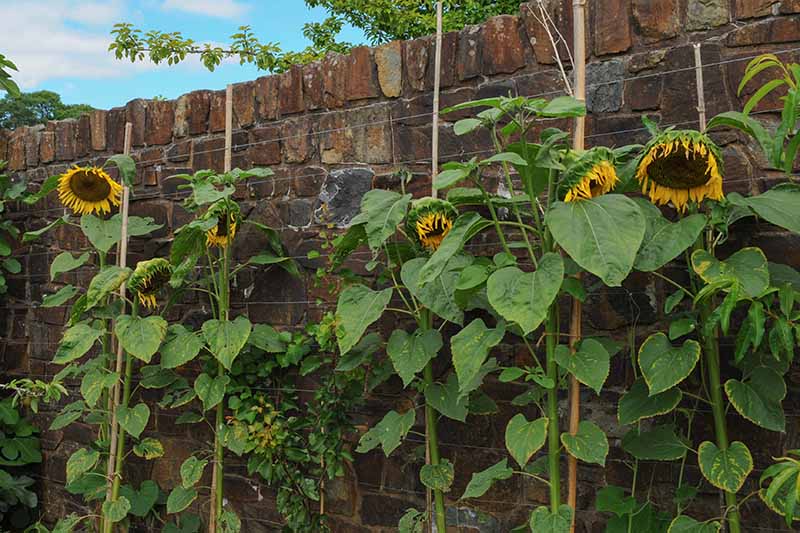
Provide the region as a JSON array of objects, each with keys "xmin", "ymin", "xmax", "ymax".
[
  {"xmin": 57, "ymin": 166, "xmax": 123, "ymax": 216},
  {"xmin": 635, "ymin": 129, "xmax": 724, "ymax": 212},
  {"xmin": 560, "ymin": 147, "xmax": 619, "ymax": 202},
  {"xmin": 406, "ymin": 197, "xmax": 458, "ymax": 252},
  {"xmin": 205, "ymin": 203, "xmax": 240, "ymax": 248},
  {"xmin": 128, "ymin": 258, "xmax": 172, "ymax": 309}
]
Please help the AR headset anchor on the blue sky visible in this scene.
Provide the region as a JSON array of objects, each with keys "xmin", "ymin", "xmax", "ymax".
[{"xmin": 0, "ymin": 0, "xmax": 366, "ymax": 109}]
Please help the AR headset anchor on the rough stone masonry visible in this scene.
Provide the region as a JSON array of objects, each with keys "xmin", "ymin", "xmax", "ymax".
[{"xmin": 2, "ymin": 1, "xmax": 800, "ymax": 531}]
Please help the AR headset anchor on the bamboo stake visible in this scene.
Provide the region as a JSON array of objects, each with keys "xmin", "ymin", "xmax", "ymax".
[
  {"xmin": 567, "ymin": 1, "xmax": 586, "ymax": 530},
  {"xmin": 694, "ymin": 44, "xmax": 707, "ymax": 131},
  {"xmin": 431, "ymin": 0, "xmax": 443, "ymax": 199},
  {"xmin": 103, "ymin": 122, "xmax": 132, "ymax": 533}
]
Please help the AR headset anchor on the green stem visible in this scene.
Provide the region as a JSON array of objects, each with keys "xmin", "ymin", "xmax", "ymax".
[
  {"xmin": 545, "ymin": 304, "xmax": 561, "ymax": 512},
  {"xmin": 108, "ymin": 300, "xmax": 139, "ymax": 526},
  {"xmin": 700, "ymin": 306, "xmax": 742, "ymax": 533},
  {"xmin": 212, "ymin": 243, "xmax": 231, "ymax": 529},
  {"xmin": 475, "ymin": 180, "xmax": 512, "ymax": 256},
  {"xmin": 421, "ymin": 309, "xmax": 446, "ymax": 533}
]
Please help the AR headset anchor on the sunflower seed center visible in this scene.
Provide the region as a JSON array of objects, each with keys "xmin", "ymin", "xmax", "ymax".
[{"xmin": 70, "ymin": 170, "xmax": 113, "ymax": 202}]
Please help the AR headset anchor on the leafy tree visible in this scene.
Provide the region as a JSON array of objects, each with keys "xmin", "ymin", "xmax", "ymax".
[
  {"xmin": 0, "ymin": 91, "xmax": 94, "ymax": 130},
  {"xmin": 109, "ymin": 1, "xmax": 519, "ymax": 73}
]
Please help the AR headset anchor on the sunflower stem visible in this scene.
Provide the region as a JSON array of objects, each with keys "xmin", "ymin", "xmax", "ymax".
[
  {"xmin": 545, "ymin": 303, "xmax": 562, "ymax": 513},
  {"xmin": 421, "ymin": 309, "xmax": 447, "ymax": 533}
]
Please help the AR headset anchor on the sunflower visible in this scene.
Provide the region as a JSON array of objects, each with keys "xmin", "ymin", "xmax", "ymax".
[
  {"xmin": 205, "ymin": 203, "xmax": 239, "ymax": 248},
  {"xmin": 406, "ymin": 197, "xmax": 458, "ymax": 252},
  {"xmin": 635, "ymin": 129, "xmax": 724, "ymax": 212},
  {"xmin": 57, "ymin": 166, "xmax": 122, "ymax": 215},
  {"xmin": 561, "ymin": 147, "xmax": 619, "ymax": 202},
  {"xmin": 128, "ymin": 258, "xmax": 172, "ymax": 309}
]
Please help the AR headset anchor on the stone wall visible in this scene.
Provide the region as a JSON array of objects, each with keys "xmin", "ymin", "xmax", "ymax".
[{"xmin": 2, "ymin": 1, "xmax": 800, "ymax": 531}]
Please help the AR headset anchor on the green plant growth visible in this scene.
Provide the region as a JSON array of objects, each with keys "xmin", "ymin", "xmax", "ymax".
[
  {"xmin": 0, "ymin": 53, "xmax": 20, "ymax": 96},
  {"xmin": 708, "ymin": 54, "xmax": 800, "ymax": 174},
  {"xmin": 0, "ymin": 397, "xmax": 42, "ymax": 530},
  {"xmin": 0, "ymin": 161, "xmax": 28, "ymax": 296}
]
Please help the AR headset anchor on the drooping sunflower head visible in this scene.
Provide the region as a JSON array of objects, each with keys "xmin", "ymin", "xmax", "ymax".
[
  {"xmin": 57, "ymin": 166, "xmax": 123, "ymax": 216},
  {"xmin": 128, "ymin": 258, "xmax": 172, "ymax": 309},
  {"xmin": 560, "ymin": 147, "xmax": 619, "ymax": 202},
  {"xmin": 405, "ymin": 197, "xmax": 458, "ymax": 253},
  {"xmin": 635, "ymin": 129, "xmax": 724, "ymax": 212},
  {"xmin": 205, "ymin": 203, "xmax": 240, "ymax": 248}
]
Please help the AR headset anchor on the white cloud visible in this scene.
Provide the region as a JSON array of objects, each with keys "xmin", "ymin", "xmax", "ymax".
[
  {"xmin": 0, "ymin": 1, "xmax": 234, "ymax": 91},
  {"xmin": 161, "ymin": 0, "xmax": 249, "ymax": 18}
]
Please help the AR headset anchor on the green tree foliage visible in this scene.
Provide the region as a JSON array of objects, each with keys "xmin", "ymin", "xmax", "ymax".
[
  {"xmin": 109, "ymin": 1, "xmax": 520, "ymax": 73},
  {"xmin": 0, "ymin": 90, "xmax": 94, "ymax": 130}
]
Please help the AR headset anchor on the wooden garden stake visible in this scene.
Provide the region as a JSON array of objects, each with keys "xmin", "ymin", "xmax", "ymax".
[
  {"xmin": 567, "ymin": 1, "xmax": 587, "ymax": 530},
  {"xmin": 103, "ymin": 121, "xmax": 132, "ymax": 533},
  {"xmin": 431, "ymin": 0, "xmax": 443, "ymax": 200}
]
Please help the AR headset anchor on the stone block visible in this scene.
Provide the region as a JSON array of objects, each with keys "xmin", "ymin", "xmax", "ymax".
[
  {"xmin": 279, "ymin": 65, "xmax": 305, "ymax": 115},
  {"xmin": 281, "ymin": 116, "xmax": 315, "ymax": 163},
  {"xmin": 726, "ymin": 15, "xmax": 800, "ymax": 46},
  {"xmin": 75, "ymin": 114, "xmax": 91, "ymax": 157},
  {"xmin": 360, "ymin": 494, "xmax": 423, "ymax": 527},
  {"xmin": 255, "ymin": 75, "xmax": 279, "ymax": 121},
  {"xmin": 174, "ymin": 90, "xmax": 211, "ymax": 138},
  {"xmin": 735, "ymin": 0, "xmax": 777, "ymax": 18},
  {"xmin": 145, "ymin": 99, "xmax": 174, "ymax": 145},
  {"xmin": 209, "ymin": 90, "xmax": 226, "ymax": 133},
  {"xmin": 89, "ymin": 109, "xmax": 107, "ymax": 151},
  {"xmin": 594, "ymin": 0, "xmax": 632, "ymax": 55},
  {"xmin": 322, "ymin": 52, "xmax": 348, "ymax": 108},
  {"xmin": 25, "ymin": 125, "xmax": 42, "ymax": 168},
  {"xmin": 632, "ymin": 0, "xmax": 680, "ymax": 42},
  {"xmin": 55, "ymin": 120, "xmax": 76, "ymax": 161},
  {"xmin": 458, "ymin": 25, "xmax": 482, "ymax": 80},
  {"xmin": 302, "ymin": 61, "xmax": 324, "ymax": 110},
  {"xmin": 626, "ymin": 74, "xmax": 662, "ymax": 111},
  {"xmin": 166, "ymin": 139, "xmax": 191, "ymax": 163},
  {"xmin": 375, "ymin": 41, "xmax": 403, "ymax": 98},
  {"xmin": 346, "ymin": 46, "xmax": 379, "ymax": 101},
  {"xmin": 350, "ymin": 105, "xmax": 393, "ymax": 164},
  {"xmin": 293, "ymin": 166, "xmax": 327, "ymax": 197},
  {"xmin": 232, "ymin": 81, "xmax": 255, "ymax": 128},
  {"xmin": 316, "ymin": 167, "xmax": 373, "ymax": 226},
  {"xmin": 39, "ymin": 130, "xmax": 56, "ymax": 164},
  {"xmin": 686, "ymin": 0, "xmax": 730, "ymax": 30},
  {"xmin": 249, "ymin": 126, "xmax": 282, "ymax": 166},
  {"xmin": 319, "ymin": 111, "xmax": 353, "ymax": 164},
  {"xmin": 482, "ymin": 15, "xmax": 526, "ymax": 74},
  {"xmin": 107, "ymin": 107, "xmax": 127, "ymax": 153},
  {"xmin": 125, "ymin": 98, "xmax": 147, "ymax": 146},
  {"xmin": 586, "ymin": 59, "xmax": 624, "ymax": 113},
  {"xmin": 781, "ymin": 0, "xmax": 800, "ymax": 12},
  {"xmin": 7, "ymin": 128, "xmax": 26, "ymax": 171},
  {"xmin": 404, "ymin": 37, "xmax": 429, "ymax": 92},
  {"xmin": 520, "ymin": 0, "xmax": 585, "ymax": 65}
]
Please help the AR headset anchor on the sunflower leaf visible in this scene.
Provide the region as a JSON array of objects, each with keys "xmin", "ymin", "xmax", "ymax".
[
  {"xmin": 105, "ymin": 155, "xmax": 136, "ymax": 187},
  {"xmin": 50, "ymin": 252, "xmax": 90, "ymax": 281}
]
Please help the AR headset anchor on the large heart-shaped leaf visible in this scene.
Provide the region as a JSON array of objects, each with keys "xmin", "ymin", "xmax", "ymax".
[
  {"xmin": 80, "ymin": 370, "xmax": 118, "ymax": 408},
  {"xmin": 691, "ymin": 247, "xmax": 770, "ymax": 298},
  {"xmin": 132, "ymin": 438, "xmax": 164, "ymax": 460},
  {"xmin": 202, "ymin": 315, "xmax": 252, "ymax": 370},
  {"xmin": 425, "ymin": 374, "xmax": 468, "ymax": 422},
  {"xmin": 561, "ymin": 421, "xmax": 608, "ymax": 466},
  {"xmin": 118, "ymin": 403, "xmax": 150, "ymax": 439},
  {"xmin": 351, "ymin": 189, "xmax": 412, "ymax": 251},
  {"xmin": 160, "ymin": 324, "xmax": 203, "ymax": 369},
  {"xmin": 667, "ymin": 515, "xmax": 721, "ymax": 533},
  {"xmin": 618, "ymin": 379, "xmax": 682, "ymax": 425},
  {"xmin": 638, "ymin": 333, "xmax": 700, "ymax": 395},
  {"xmin": 547, "ymin": 194, "xmax": 645, "ymax": 286},
  {"xmin": 387, "ymin": 329, "xmax": 442, "ymax": 387},
  {"xmin": 194, "ymin": 373, "xmax": 230, "ymax": 412},
  {"xmin": 116, "ymin": 315, "xmax": 168, "ymax": 363},
  {"xmin": 634, "ymin": 200, "xmax": 706, "ymax": 272},
  {"xmin": 119, "ymin": 480, "xmax": 159, "ymax": 517},
  {"xmin": 180, "ymin": 456, "xmax": 208, "ymax": 488},
  {"xmin": 419, "ymin": 460, "xmax": 454, "ymax": 492},
  {"xmin": 554, "ymin": 339, "xmax": 610, "ymax": 395},
  {"xmin": 356, "ymin": 410, "xmax": 415, "ymax": 457},
  {"xmin": 622, "ymin": 425, "xmax": 688, "ymax": 461},
  {"xmin": 336, "ymin": 285, "xmax": 392, "ymax": 354},
  {"xmin": 725, "ymin": 366, "xmax": 786, "ymax": 432},
  {"xmin": 53, "ymin": 324, "xmax": 103, "ymax": 364},
  {"xmin": 461, "ymin": 459, "xmax": 514, "ymax": 499},
  {"xmin": 66, "ymin": 448, "xmax": 99, "ymax": 484},
  {"xmin": 729, "ymin": 183, "xmax": 800, "ymax": 234},
  {"xmin": 102, "ymin": 496, "xmax": 131, "ymax": 523},
  {"xmin": 451, "ymin": 319, "xmax": 505, "ymax": 396},
  {"xmin": 402, "ymin": 256, "xmax": 470, "ymax": 325},
  {"xmin": 487, "ymin": 253, "xmax": 563, "ymax": 334},
  {"xmin": 529, "ymin": 505, "xmax": 573, "ymax": 533},
  {"xmin": 698, "ymin": 441, "xmax": 753, "ymax": 493},
  {"xmin": 505, "ymin": 414, "xmax": 548, "ymax": 468},
  {"xmin": 50, "ymin": 252, "xmax": 90, "ymax": 281},
  {"xmin": 166, "ymin": 486, "xmax": 197, "ymax": 514}
]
